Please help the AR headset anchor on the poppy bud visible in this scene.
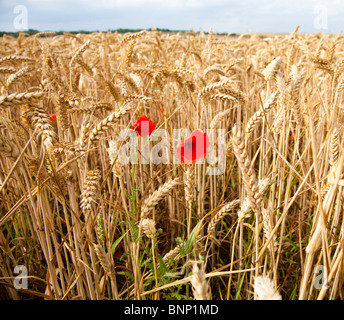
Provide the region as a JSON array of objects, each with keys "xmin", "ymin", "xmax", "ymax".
[{"xmin": 49, "ymin": 114, "xmax": 57, "ymax": 122}]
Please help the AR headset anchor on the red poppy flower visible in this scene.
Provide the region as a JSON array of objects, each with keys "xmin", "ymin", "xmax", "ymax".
[
  {"xmin": 289, "ymin": 135, "xmax": 296, "ymax": 141},
  {"xmin": 132, "ymin": 115, "xmax": 156, "ymax": 137},
  {"xmin": 114, "ymin": 251, "xmax": 122, "ymax": 259},
  {"xmin": 177, "ymin": 130, "xmax": 210, "ymax": 164},
  {"xmin": 49, "ymin": 113, "xmax": 56, "ymax": 122}
]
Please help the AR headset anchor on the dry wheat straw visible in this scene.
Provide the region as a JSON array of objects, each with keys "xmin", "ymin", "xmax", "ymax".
[
  {"xmin": 107, "ymin": 140, "xmax": 121, "ymax": 178},
  {"xmin": 207, "ymin": 93, "xmax": 238, "ymax": 104},
  {"xmin": 311, "ymin": 56, "xmax": 334, "ymax": 74},
  {"xmin": 54, "ymin": 92, "xmax": 71, "ymax": 131},
  {"xmin": 70, "ymin": 40, "xmax": 91, "ymax": 68},
  {"xmin": 238, "ymin": 178, "xmax": 270, "ymax": 222},
  {"xmin": 34, "ymin": 31, "xmax": 56, "ymax": 38},
  {"xmin": 162, "ymin": 246, "xmax": 181, "ymax": 264},
  {"xmin": 261, "ymin": 208, "xmax": 277, "ymax": 252},
  {"xmin": 334, "ymin": 57, "xmax": 344, "ymax": 79},
  {"xmin": 2, "ymin": 28, "xmax": 344, "ymax": 301}
]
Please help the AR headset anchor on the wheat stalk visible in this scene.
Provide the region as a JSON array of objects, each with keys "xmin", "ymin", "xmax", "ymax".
[
  {"xmin": 209, "ymin": 108, "xmax": 233, "ymax": 129},
  {"xmin": 96, "ymin": 213, "xmax": 106, "ymax": 246}
]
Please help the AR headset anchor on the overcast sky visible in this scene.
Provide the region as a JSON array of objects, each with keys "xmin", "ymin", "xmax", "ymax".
[{"xmin": 0, "ymin": 0, "xmax": 344, "ymax": 34}]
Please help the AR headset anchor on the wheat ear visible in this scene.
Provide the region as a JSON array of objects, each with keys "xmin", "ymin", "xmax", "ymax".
[
  {"xmin": 141, "ymin": 177, "xmax": 180, "ymax": 219},
  {"xmin": 86, "ymin": 103, "xmax": 132, "ymax": 148},
  {"xmin": 190, "ymin": 263, "xmax": 212, "ymax": 300},
  {"xmin": 21, "ymin": 104, "xmax": 56, "ymax": 150},
  {"xmin": 207, "ymin": 199, "xmax": 240, "ymax": 235},
  {"xmin": 246, "ymin": 91, "xmax": 278, "ymax": 139},
  {"xmin": 231, "ymin": 124, "xmax": 261, "ymax": 213},
  {"xmin": 0, "ymin": 137, "xmax": 20, "ymax": 160},
  {"xmin": 261, "ymin": 208, "xmax": 277, "ymax": 253},
  {"xmin": 0, "ymin": 55, "xmax": 34, "ymax": 64},
  {"xmin": 329, "ymin": 127, "xmax": 340, "ymax": 168},
  {"xmin": 254, "ymin": 275, "xmax": 282, "ymax": 300},
  {"xmin": 140, "ymin": 218, "xmax": 157, "ymax": 239},
  {"xmin": 0, "ymin": 91, "xmax": 45, "ymax": 109},
  {"xmin": 263, "ymin": 56, "xmax": 282, "ymax": 81},
  {"xmin": 80, "ymin": 169, "xmax": 101, "ymax": 213},
  {"xmin": 184, "ymin": 167, "xmax": 195, "ymax": 213}
]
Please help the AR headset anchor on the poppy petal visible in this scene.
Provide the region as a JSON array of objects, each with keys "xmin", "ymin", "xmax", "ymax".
[
  {"xmin": 176, "ymin": 130, "xmax": 209, "ymax": 164},
  {"xmin": 132, "ymin": 115, "xmax": 156, "ymax": 137}
]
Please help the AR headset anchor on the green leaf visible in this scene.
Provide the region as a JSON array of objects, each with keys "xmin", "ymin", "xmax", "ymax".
[
  {"xmin": 111, "ymin": 233, "xmax": 127, "ymax": 255},
  {"xmin": 234, "ymin": 273, "xmax": 245, "ymax": 300},
  {"xmin": 183, "ymin": 220, "xmax": 203, "ymax": 255}
]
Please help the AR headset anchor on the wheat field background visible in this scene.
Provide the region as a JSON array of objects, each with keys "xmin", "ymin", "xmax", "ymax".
[{"xmin": 0, "ymin": 28, "xmax": 343, "ymax": 300}]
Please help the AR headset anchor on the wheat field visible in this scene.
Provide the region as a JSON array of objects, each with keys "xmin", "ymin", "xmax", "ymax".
[{"xmin": 0, "ymin": 28, "xmax": 343, "ymax": 300}]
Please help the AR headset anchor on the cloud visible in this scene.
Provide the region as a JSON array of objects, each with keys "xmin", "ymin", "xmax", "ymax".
[{"xmin": 25, "ymin": 0, "xmax": 227, "ymax": 10}]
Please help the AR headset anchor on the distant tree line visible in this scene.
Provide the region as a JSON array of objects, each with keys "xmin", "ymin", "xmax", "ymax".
[
  {"xmin": 0, "ymin": 28, "xmax": 231, "ymax": 38},
  {"xmin": 0, "ymin": 28, "xmax": 196, "ymax": 38}
]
